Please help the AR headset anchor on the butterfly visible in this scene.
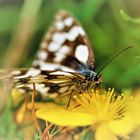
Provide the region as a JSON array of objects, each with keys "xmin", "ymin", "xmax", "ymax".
[{"xmin": 2, "ymin": 10, "xmax": 101, "ymax": 99}]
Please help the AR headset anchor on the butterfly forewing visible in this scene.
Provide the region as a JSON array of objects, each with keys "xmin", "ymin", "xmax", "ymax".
[{"xmin": 32, "ymin": 10, "xmax": 94, "ymax": 72}]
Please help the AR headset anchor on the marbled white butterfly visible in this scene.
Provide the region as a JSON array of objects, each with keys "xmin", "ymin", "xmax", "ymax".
[{"xmin": 1, "ymin": 10, "xmax": 101, "ymax": 99}]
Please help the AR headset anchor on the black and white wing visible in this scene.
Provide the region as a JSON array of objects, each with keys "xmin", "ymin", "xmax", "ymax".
[
  {"xmin": 13, "ymin": 70, "xmax": 87, "ymax": 95},
  {"xmin": 2, "ymin": 11, "xmax": 96, "ymax": 96},
  {"xmin": 32, "ymin": 10, "xmax": 95, "ymax": 72}
]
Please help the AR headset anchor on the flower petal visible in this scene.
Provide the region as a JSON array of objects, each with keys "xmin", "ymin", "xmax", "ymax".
[
  {"xmin": 95, "ymin": 124, "xmax": 118, "ymax": 140},
  {"xmin": 109, "ymin": 115, "xmax": 136, "ymax": 136},
  {"xmin": 109, "ymin": 90, "xmax": 140, "ymax": 136},
  {"xmin": 36, "ymin": 103, "xmax": 95, "ymax": 127},
  {"xmin": 128, "ymin": 91, "xmax": 140, "ymax": 124}
]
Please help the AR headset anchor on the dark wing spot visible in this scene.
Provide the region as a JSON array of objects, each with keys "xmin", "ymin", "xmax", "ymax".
[{"xmin": 48, "ymin": 85, "xmax": 61, "ymax": 93}]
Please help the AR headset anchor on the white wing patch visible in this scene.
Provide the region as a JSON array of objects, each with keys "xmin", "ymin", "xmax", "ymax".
[
  {"xmin": 54, "ymin": 52, "xmax": 65, "ymax": 62},
  {"xmin": 50, "ymin": 71, "xmax": 72, "ymax": 76},
  {"xmin": 55, "ymin": 21, "xmax": 65, "ymax": 30},
  {"xmin": 34, "ymin": 61, "xmax": 75, "ymax": 72},
  {"xmin": 59, "ymin": 45, "xmax": 70, "ymax": 54},
  {"xmin": 64, "ymin": 17, "xmax": 73, "ymax": 26},
  {"xmin": 36, "ymin": 84, "xmax": 50, "ymax": 94},
  {"xmin": 68, "ymin": 26, "xmax": 85, "ymax": 37},
  {"xmin": 52, "ymin": 33, "xmax": 66, "ymax": 44},
  {"xmin": 14, "ymin": 68, "xmax": 41, "ymax": 79},
  {"xmin": 38, "ymin": 50, "xmax": 48, "ymax": 60},
  {"xmin": 55, "ymin": 16, "xmax": 73, "ymax": 31},
  {"xmin": 26, "ymin": 84, "xmax": 50, "ymax": 94},
  {"xmin": 75, "ymin": 45, "xmax": 89, "ymax": 64},
  {"xmin": 48, "ymin": 42, "xmax": 61, "ymax": 52},
  {"xmin": 54, "ymin": 45, "xmax": 70, "ymax": 63},
  {"xmin": 11, "ymin": 70, "xmax": 21, "ymax": 75},
  {"xmin": 51, "ymin": 26, "xmax": 85, "ymax": 45}
]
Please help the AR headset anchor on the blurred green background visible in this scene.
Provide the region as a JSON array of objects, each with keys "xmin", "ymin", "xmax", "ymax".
[
  {"xmin": 0, "ymin": 0, "xmax": 140, "ymax": 89},
  {"xmin": 0, "ymin": 0, "xmax": 140, "ymax": 139}
]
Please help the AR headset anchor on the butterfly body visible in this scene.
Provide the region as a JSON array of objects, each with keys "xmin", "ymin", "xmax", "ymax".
[
  {"xmin": 79, "ymin": 66, "xmax": 97, "ymax": 81},
  {"xmin": 3, "ymin": 10, "xmax": 101, "ymax": 97}
]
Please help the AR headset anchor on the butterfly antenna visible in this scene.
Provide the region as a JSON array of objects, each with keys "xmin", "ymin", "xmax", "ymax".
[{"xmin": 96, "ymin": 46, "xmax": 133, "ymax": 76}]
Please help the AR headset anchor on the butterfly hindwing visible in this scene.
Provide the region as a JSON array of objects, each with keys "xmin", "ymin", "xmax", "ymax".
[
  {"xmin": 13, "ymin": 69, "xmax": 86, "ymax": 96},
  {"xmin": 32, "ymin": 10, "xmax": 94, "ymax": 72}
]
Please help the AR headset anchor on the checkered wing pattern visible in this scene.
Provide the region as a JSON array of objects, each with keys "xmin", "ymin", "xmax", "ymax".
[
  {"xmin": 32, "ymin": 10, "xmax": 94, "ymax": 72},
  {"xmin": 1, "ymin": 11, "xmax": 96, "ymax": 96},
  {"xmin": 13, "ymin": 70, "xmax": 88, "ymax": 96}
]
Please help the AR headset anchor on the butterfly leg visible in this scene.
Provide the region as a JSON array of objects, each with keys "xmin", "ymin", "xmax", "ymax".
[
  {"xmin": 32, "ymin": 83, "xmax": 42, "ymax": 137},
  {"xmin": 66, "ymin": 90, "xmax": 74, "ymax": 108}
]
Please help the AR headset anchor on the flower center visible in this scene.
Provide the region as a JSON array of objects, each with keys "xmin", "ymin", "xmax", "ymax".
[{"xmin": 76, "ymin": 89, "xmax": 129, "ymax": 123}]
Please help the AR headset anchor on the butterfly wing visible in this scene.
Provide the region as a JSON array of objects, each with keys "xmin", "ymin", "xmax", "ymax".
[
  {"xmin": 12, "ymin": 69, "xmax": 86, "ymax": 96},
  {"xmin": 32, "ymin": 10, "xmax": 95, "ymax": 72},
  {"xmin": 2, "ymin": 11, "xmax": 95, "ymax": 96}
]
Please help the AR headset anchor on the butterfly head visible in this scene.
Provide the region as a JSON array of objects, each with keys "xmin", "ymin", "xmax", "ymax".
[
  {"xmin": 82, "ymin": 68, "xmax": 101, "ymax": 84},
  {"xmin": 90, "ymin": 71, "xmax": 100, "ymax": 83}
]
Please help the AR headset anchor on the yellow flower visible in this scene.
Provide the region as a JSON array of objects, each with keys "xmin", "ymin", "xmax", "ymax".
[{"xmin": 36, "ymin": 89, "xmax": 140, "ymax": 140}]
